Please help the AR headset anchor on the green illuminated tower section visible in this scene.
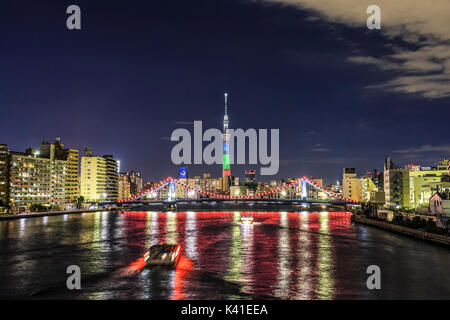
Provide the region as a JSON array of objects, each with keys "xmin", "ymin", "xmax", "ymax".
[{"xmin": 223, "ymin": 93, "xmax": 231, "ymax": 177}]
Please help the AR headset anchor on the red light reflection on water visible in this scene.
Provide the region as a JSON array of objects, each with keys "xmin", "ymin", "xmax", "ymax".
[
  {"xmin": 122, "ymin": 257, "xmax": 146, "ymax": 275},
  {"xmin": 177, "ymin": 255, "xmax": 194, "ymax": 270},
  {"xmin": 172, "ymin": 255, "xmax": 195, "ymax": 300},
  {"xmin": 118, "ymin": 211, "xmax": 355, "ymax": 299}
]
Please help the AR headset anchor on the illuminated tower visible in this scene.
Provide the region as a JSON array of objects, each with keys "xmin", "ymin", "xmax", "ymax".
[{"xmin": 222, "ymin": 93, "xmax": 231, "ymax": 177}]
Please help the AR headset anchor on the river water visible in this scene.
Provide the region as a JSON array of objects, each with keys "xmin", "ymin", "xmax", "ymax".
[{"xmin": 0, "ymin": 211, "xmax": 448, "ymax": 299}]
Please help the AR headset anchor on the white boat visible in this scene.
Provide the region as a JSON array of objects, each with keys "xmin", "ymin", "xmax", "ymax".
[
  {"xmin": 144, "ymin": 243, "xmax": 181, "ymax": 268},
  {"xmin": 240, "ymin": 216, "xmax": 254, "ymax": 225}
]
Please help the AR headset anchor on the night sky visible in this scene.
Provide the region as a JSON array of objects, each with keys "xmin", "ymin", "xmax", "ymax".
[{"xmin": 1, "ymin": 0, "xmax": 449, "ymax": 184}]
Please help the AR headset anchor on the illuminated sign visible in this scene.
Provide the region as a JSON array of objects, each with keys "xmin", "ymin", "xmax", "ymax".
[{"xmin": 179, "ymin": 167, "xmax": 187, "ymax": 179}]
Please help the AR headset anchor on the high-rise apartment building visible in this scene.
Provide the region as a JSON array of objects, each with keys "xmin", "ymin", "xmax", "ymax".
[
  {"xmin": 360, "ymin": 176, "xmax": 378, "ymax": 203},
  {"xmin": 180, "ymin": 174, "xmax": 220, "ymax": 195},
  {"xmin": 8, "ymin": 148, "xmax": 67, "ymax": 212},
  {"xmin": 118, "ymin": 170, "xmax": 143, "ymax": 199},
  {"xmin": 122, "ymin": 170, "xmax": 143, "ymax": 196},
  {"xmin": 0, "ymin": 144, "xmax": 10, "ymax": 206},
  {"xmin": 342, "ymin": 167, "xmax": 361, "ymax": 201},
  {"xmin": 383, "ymin": 158, "xmax": 410, "ymax": 209},
  {"xmin": 118, "ymin": 173, "xmax": 131, "ymax": 200},
  {"xmin": 80, "ymin": 149, "xmax": 118, "ymax": 202},
  {"xmin": 104, "ymin": 155, "xmax": 119, "ymax": 201},
  {"xmin": 40, "ymin": 138, "xmax": 79, "ymax": 203},
  {"xmin": 64, "ymin": 148, "xmax": 79, "ymax": 203}
]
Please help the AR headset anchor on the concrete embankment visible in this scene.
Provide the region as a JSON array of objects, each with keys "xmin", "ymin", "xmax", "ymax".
[
  {"xmin": 0, "ymin": 207, "xmax": 118, "ymax": 221},
  {"xmin": 353, "ymin": 214, "xmax": 450, "ymax": 246}
]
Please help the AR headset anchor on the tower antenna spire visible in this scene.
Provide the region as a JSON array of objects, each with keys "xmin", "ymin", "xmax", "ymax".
[{"xmin": 224, "ymin": 92, "xmax": 228, "ymax": 115}]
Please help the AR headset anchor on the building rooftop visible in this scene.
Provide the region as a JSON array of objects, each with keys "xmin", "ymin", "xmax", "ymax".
[{"xmin": 435, "ymin": 192, "xmax": 450, "ymax": 200}]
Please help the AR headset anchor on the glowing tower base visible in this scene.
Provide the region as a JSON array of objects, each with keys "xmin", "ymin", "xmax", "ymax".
[{"xmin": 222, "ymin": 93, "xmax": 231, "ymax": 178}]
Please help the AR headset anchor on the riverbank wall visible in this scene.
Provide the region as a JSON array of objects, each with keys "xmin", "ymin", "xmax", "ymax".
[
  {"xmin": 0, "ymin": 207, "xmax": 118, "ymax": 221},
  {"xmin": 353, "ymin": 214, "xmax": 450, "ymax": 246}
]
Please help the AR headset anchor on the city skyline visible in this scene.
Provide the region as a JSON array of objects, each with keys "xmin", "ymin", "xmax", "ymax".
[
  {"xmin": 0, "ymin": 0, "xmax": 449, "ymax": 303},
  {"xmin": 2, "ymin": 1, "xmax": 450, "ymax": 184}
]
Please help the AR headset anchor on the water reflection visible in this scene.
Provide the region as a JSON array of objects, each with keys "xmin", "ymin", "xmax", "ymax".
[
  {"xmin": 296, "ymin": 211, "xmax": 312, "ymax": 299},
  {"xmin": 0, "ymin": 210, "xmax": 448, "ymax": 300},
  {"xmin": 185, "ymin": 211, "xmax": 198, "ymax": 261},
  {"xmin": 19, "ymin": 219, "xmax": 26, "ymax": 238},
  {"xmin": 149, "ymin": 211, "xmax": 158, "ymax": 245},
  {"xmin": 275, "ymin": 212, "xmax": 290, "ymax": 299},
  {"xmin": 166, "ymin": 212, "xmax": 178, "ymax": 244},
  {"xmin": 316, "ymin": 211, "xmax": 335, "ymax": 300},
  {"xmin": 241, "ymin": 221, "xmax": 254, "ymax": 293},
  {"xmin": 225, "ymin": 212, "xmax": 242, "ymax": 285}
]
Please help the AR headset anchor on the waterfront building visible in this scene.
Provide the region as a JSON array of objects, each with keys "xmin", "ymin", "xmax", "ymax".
[
  {"xmin": 40, "ymin": 138, "xmax": 79, "ymax": 203},
  {"xmin": 175, "ymin": 173, "xmax": 221, "ymax": 197},
  {"xmin": 195, "ymin": 175, "xmax": 220, "ymax": 192},
  {"xmin": 9, "ymin": 148, "xmax": 67, "ymax": 212},
  {"xmin": 409, "ymin": 168, "xmax": 449, "ymax": 209},
  {"xmin": 342, "ymin": 167, "xmax": 361, "ymax": 202},
  {"xmin": 65, "ymin": 149, "xmax": 79, "ymax": 203},
  {"xmin": 104, "ymin": 155, "xmax": 119, "ymax": 201},
  {"xmin": 384, "ymin": 169, "xmax": 410, "ymax": 209},
  {"xmin": 121, "ymin": 170, "xmax": 143, "ymax": 196},
  {"xmin": 118, "ymin": 173, "xmax": 131, "ymax": 200},
  {"xmin": 370, "ymin": 190, "xmax": 385, "ymax": 206},
  {"xmin": 383, "ymin": 157, "xmax": 450, "ymax": 210},
  {"xmin": 80, "ymin": 149, "xmax": 119, "ymax": 202},
  {"xmin": 360, "ymin": 176, "xmax": 378, "ymax": 203},
  {"xmin": 414, "ymin": 178, "xmax": 450, "ymax": 211},
  {"xmin": 0, "ymin": 144, "xmax": 10, "ymax": 207},
  {"xmin": 383, "ymin": 157, "xmax": 410, "ymax": 209},
  {"xmin": 430, "ymin": 191, "xmax": 450, "ymax": 217}
]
